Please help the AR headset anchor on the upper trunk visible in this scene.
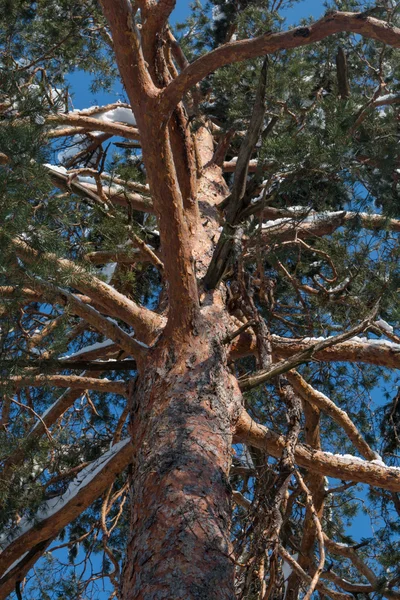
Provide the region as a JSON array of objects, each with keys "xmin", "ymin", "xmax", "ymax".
[{"xmin": 121, "ymin": 307, "xmax": 243, "ymax": 599}]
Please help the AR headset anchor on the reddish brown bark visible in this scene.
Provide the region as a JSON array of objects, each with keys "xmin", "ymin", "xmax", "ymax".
[
  {"xmin": 6, "ymin": 3, "xmax": 400, "ymax": 597},
  {"xmin": 122, "ymin": 314, "xmax": 242, "ymax": 599}
]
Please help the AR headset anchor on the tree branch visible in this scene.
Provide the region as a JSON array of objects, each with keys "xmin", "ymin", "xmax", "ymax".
[
  {"xmin": 6, "ymin": 374, "xmax": 128, "ymax": 395},
  {"xmin": 278, "ymin": 545, "xmax": 352, "ymax": 600},
  {"xmin": 11, "ymin": 237, "xmax": 164, "ymax": 342},
  {"xmin": 231, "ymin": 331, "xmax": 400, "ymax": 369},
  {"xmin": 0, "ymin": 440, "xmax": 132, "ymax": 597},
  {"xmin": 47, "ymin": 113, "xmax": 140, "ymax": 140},
  {"xmin": 159, "ymin": 11, "xmax": 400, "ymax": 115},
  {"xmin": 287, "ymin": 371, "xmax": 378, "ymax": 461},
  {"xmin": 204, "ymin": 58, "xmax": 268, "ymax": 289},
  {"xmin": 234, "ymin": 408, "xmax": 400, "ymax": 492},
  {"xmin": 238, "ymin": 307, "xmax": 377, "ymax": 391}
]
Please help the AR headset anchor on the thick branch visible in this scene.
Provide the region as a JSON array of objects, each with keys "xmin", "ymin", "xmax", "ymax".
[
  {"xmin": 0, "ymin": 359, "xmax": 136, "ymax": 372},
  {"xmin": 160, "ymin": 11, "xmax": 400, "ymax": 114},
  {"xmin": 46, "ymin": 114, "xmax": 140, "ymax": 139},
  {"xmin": 11, "ymin": 237, "xmax": 163, "ymax": 342},
  {"xmin": 287, "ymin": 371, "xmax": 378, "ymax": 461},
  {"xmin": 7, "ymin": 374, "xmax": 128, "ymax": 395},
  {"xmin": 47, "ymin": 167, "xmax": 154, "ymax": 213},
  {"xmin": 27, "ymin": 276, "xmax": 148, "ymax": 359},
  {"xmin": 232, "ymin": 332, "xmax": 400, "ymax": 369},
  {"xmin": 0, "ymin": 440, "xmax": 132, "ymax": 596},
  {"xmin": 99, "ymin": 0, "xmax": 158, "ymax": 103},
  {"xmin": 234, "ymin": 409, "xmax": 400, "ymax": 492},
  {"xmin": 239, "ymin": 309, "xmax": 377, "ymax": 391}
]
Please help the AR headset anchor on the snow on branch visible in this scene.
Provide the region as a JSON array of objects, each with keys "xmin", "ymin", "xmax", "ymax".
[
  {"xmin": 160, "ymin": 11, "xmax": 400, "ymax": 115},
  {"xmin": 258, "ymin": 209, "xmax": 400, "ymax": 235},
  {"xmin": 234, "ymin": 409, "xmax": 400, "ymax": 492},
  {"xmin": 0, "ymin": 438, "xmax": 132, "ymax": 577},
  {"xmin": 231, "ymin": 331, "xmax": 400, "ymax": 370},
  {"xmin": 46, "ymin": 113, "xmax": 140, "ymax": 140},
  {"xmin": 287, "ymin": 371, "xmax": 378, "ymax": 461},
  {"xmin": 239, "ymin": 307, "xmax": 378, "ymax": 391}
]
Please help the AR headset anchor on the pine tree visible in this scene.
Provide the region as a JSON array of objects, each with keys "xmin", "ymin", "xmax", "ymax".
[{"xmin": 1, "ymin": 1, "xmax": 400, "ymax": 598}]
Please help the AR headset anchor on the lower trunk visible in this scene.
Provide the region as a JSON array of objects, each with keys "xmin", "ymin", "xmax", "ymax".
[{"xmin": 121, "ymin": 315, "xmax": 242, "ymax": 599}]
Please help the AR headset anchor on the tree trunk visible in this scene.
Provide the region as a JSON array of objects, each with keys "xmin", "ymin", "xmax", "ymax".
[{"xmin": 121, "ymin": 311, "xmax": 242, "ymax": 599}]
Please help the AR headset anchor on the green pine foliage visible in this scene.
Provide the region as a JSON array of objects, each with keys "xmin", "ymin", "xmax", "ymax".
[{"xmin": 0, "ymin": 0, "xmax": 399, "ymax": 597}]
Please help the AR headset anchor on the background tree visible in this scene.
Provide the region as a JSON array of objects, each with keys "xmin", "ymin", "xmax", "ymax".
[{"xmin": 1, "ymin": 0, "xmax": 400, "ymax": 598}]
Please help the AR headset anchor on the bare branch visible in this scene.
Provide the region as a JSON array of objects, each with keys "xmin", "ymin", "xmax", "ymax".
[
  {"xmin": 238, "ymin": 307, "xmax": 378, "ymax": 391},
  {"xmin": 278, "ymin": 545, "xmax": 352, "ymax": 600},
  {"xmin": 7, "ymin": 374, "xmax": 128, "ymax": 395},
  {"xmin": 234, "ymin": 409, "xmax": 400, "ymax": 492},
  {"xmin": 287, "ymin": 371, "xmax": 378, "ymax": 461},
  {"xmin": 204, "ymin": 58, "xmax": 268, "ymax": 289},
  {"xmin": 160, "ymin": 11, "xmax": 400, "ymax": 115}
]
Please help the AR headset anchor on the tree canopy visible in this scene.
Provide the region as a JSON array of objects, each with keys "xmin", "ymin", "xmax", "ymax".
[{"xmin": 0, "ymin": 1, "xmax": 400, "ymax": 599}]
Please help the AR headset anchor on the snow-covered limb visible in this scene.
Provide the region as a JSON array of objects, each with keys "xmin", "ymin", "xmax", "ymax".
[
  {"xmin": 26, "ymin": 275, "xmax": 150, "ymax": 360},
  {"xmin": 61, "ymin": 338, "xmax": 116, "ymax": 360},
  {"xmin": 12, "ymin": 237, "xmax": 164, "ymax": 342},
  {"xmin": 287, "ymin": 371, "xmax": 378, "ymax": 461},
  {"xmin": 0, "ymin": 438, "xmax": 132, "ymax": 588},
  {"xmin": 46, "ymin": 113, "xmax": 140, "ymax": 140},
  {"xmin": 45, "ymin": 164, "xmax": 155, "ymax": 213},
  {"xmin": 69, "ymin": 102, "xmax": 136, "ymax": 125},
  {"xmin": 254, "ymin": 210, "xmax": 400, "ymax": 245},
  {"xmin": 234, "ymin": 409, "xmax": 400, "ymax": 492},
  {"xmin": 232, "ymin": 331, "xmax": 400, "ymax": 370},
  {"xmin": 239, "ymin": 308, "xmax": 378, "ymax": 391}
]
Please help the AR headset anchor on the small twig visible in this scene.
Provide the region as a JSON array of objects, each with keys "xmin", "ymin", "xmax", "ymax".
[{"xmin": 223, "ymin": 320, "xmax": 256, "ymax": 344}]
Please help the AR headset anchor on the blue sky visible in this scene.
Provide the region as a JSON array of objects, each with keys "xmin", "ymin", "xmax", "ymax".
[
  {"xmin": 68, "ymin": 0, "xmax": 327, "ymax": 109},
  {"xmin": 45, "ymin": 1, "xmax": 386, "ymax": 597}
]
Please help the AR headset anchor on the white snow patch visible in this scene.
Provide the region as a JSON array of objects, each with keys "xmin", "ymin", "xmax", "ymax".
[
  {"xmin": 77, "ymin": 175, "xmax": 97, "ymax": 185},
  {"xmin": 376, "ymin": 93, "xmax": 398, "ymax": 103},
  {"xmin": 282, "ymin": 553, "xmax": 298, "ymax": 598},
  {"xmin": 375, "ymin": 319, "xmax": 394, "ymax": 334},
  {"xmin": 60, "ymin": 338, "xmax": 116, "ymax": 360},
  {"xmin": 93, "ymin": 107, "xmax": 136, "ymax": 126},
  {"xmin": 44, "ymin": 163, "xmax": 68, "ymax": 175},
  {"xmin": 2, "ymin": 552, "xmax": 29, "ymax": 577},
  {"xmin": 327, "ymin": 276, "xmax": 351, "ymax": 294},
  {"xmin": 275, "ymin": 334, "xmax": 400, "ymax": 352},
  {"xmin": 0, "ymin": 439, "xmax": 130, "ymax": 551},
  {"xmin": 100, "ymin": 262, "xmax": 117, "ymax": 283}
]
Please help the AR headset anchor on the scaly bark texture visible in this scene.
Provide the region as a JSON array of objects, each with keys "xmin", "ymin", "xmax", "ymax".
[
  {"xmin": 2, "ymin": 2, "xmax": 400, "ymax": 598},
  {"xmin": 122, "ymin": 309, "xmax": 242, "ymax": 599}
]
